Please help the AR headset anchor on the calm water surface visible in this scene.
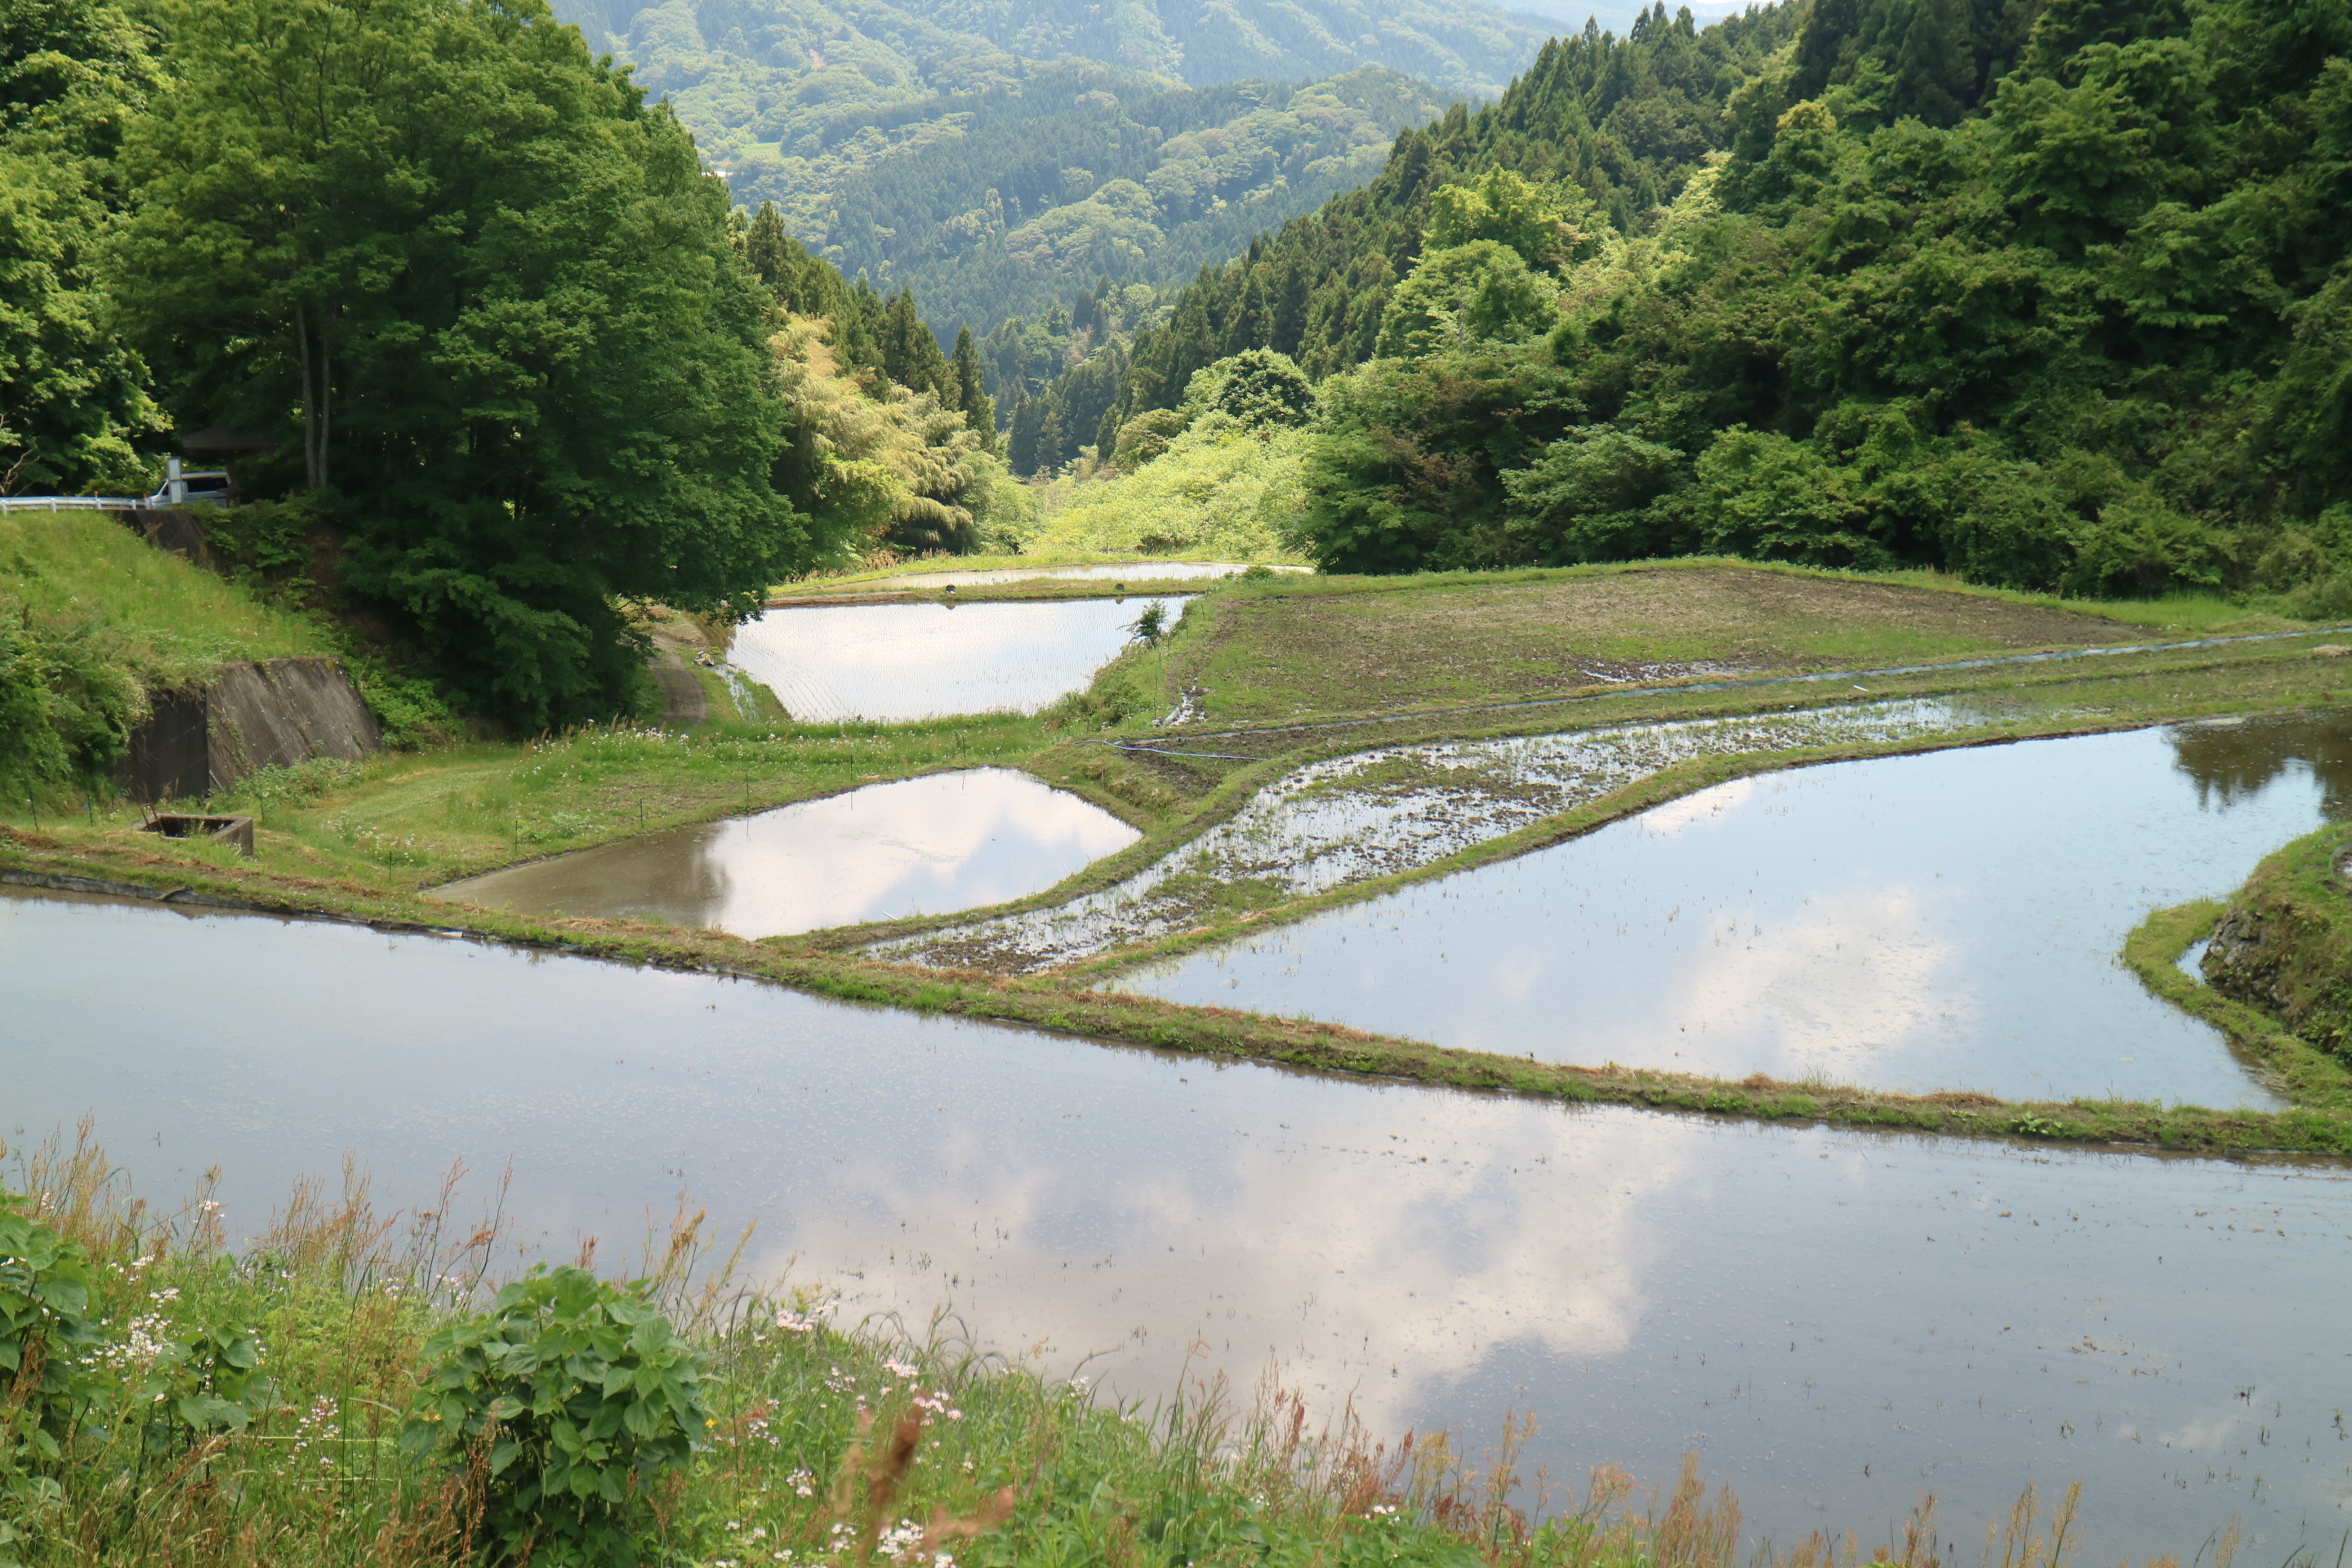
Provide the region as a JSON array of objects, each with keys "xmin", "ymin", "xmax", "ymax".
[
  {"xmin": 830, "ymin": 562, "xmax": 1303, "ymax": 591},
  {"xmin": 1115, "ymin": 713, "xmax": 2352, "ymax": 1106},
  {"xmin": 5, "ymin": 888, "xmax": 2350, "ymax": 1560},
  {"xmin": 730, "ymin": 597, "xmax": 1181, "ymax": 722},
  {"xmin": 425, "ymin": 768, "xmax": 1136, "ymax": 936}
]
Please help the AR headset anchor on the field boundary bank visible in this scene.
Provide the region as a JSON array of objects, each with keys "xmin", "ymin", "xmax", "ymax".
[
  {"xmin": 11, "ymin": 844, "xmax": 2352, "ymax": 1163},
  {"xmin": 840, "ymin": 648, "xmax": 2342, "ymax": 962},
  {"xmin": 1107, "ymin": 622, "xmax": 2352, "ymax": 755}
]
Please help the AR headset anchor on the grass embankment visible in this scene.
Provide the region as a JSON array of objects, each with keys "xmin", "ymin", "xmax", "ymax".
[
  {"xmin": 2123, "ymin": 824, "xmax": 2352, "ymax": 1098},
  {"xmin": 12, "ymin": 555, "xmax": 2352, "ymax": 1153},
  {"xmin": 2, "ymin": 1136, "xmax": 1793, "ymax": 1568},
  {"xmin": 0, "ymin": 507, "xmax": 332, "ymax": 684}
]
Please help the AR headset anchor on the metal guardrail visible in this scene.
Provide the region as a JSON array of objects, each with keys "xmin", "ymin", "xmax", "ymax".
[{"xmin": 0, "ymin": 496, "xmax": 154, "ymax": 511}]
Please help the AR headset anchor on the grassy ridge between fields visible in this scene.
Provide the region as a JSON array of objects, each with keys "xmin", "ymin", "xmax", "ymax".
[{"xmin": 11, "ymin": 828, "xmax": 2352, "ymax": 1160}]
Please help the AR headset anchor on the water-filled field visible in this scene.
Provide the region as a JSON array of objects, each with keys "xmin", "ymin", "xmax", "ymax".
[
  {"xmin": 426, "ymin": 768, "xmax": 1137, "ymax": 937},
  {"xmin": 877, "ymin": 699, "xmax": 1984, "ymax": 971},
  {"xmin": 4, "ymin": 884, "xmax": 2346, "ymax": 1562},
  {"xmin": 728, "ymin": 597, "xmax": 1182, "ymax": 722},
  {"xmin": 1112, "ymin": 712, "xmax": 2352, "ymax": 1105},
  {"xmin": 810, "ymin": 562, "xmax": 1303, "ymax": 591}
]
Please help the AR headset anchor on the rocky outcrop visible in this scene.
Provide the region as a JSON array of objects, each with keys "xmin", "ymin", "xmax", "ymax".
[{"xmin": 114, "ymin": 656, "xmax": 381, "ymax": 803}]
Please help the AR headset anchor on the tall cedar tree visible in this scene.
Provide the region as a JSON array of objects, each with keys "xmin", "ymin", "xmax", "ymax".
[
  {"xmin": 877, "ymin": 287, "xmax": 952, "ymax": 400},
  {"xmin": 950, "ymin": 325, "xmax": 996, "ymax": 451},
  {"xmin": 113, "ymin": 0, "xmax": 829, "ymax": 726}
]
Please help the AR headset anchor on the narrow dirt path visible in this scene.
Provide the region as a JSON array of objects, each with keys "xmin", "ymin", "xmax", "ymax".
[{"xmin": 653, "ymin": 649, "xmax": 707, "ymax": 726}]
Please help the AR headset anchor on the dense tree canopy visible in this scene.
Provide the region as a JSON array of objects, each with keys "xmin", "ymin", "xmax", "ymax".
[
  {"xmin": 0, "ymin": 0, "xmax": 158, "ymax": 492},
  {"xmin": 111, "ymin": 0, "xmax": 827, "ymax": 724},
  {"xmin": 1059, "ymin": 0, "xmax": 2352, "ymax": 608}
]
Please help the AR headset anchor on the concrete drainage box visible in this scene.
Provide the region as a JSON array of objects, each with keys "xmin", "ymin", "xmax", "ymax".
[{"xmin": 141, "ymin": 813, "xmax": 255, "ymax": 857}]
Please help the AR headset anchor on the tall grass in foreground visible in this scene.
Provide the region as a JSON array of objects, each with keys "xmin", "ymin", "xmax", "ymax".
[{"xmin": 2, "ymin": 1128, "xmax": 2199, "ymax": 1568}]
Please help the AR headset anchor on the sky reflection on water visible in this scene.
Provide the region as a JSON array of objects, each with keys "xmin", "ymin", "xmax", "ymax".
[
  {"xmin": 1115, "ymin": 714, "xmax": 2352, "ymax": 1106},
  {"xmin": 6, "ymin": 887, "xmax": 2350, "ymax": 1561},
  {"xmin": 426, "ymin": 768, "xmax": 1136, "ymax": 937},
  {"xmin": 729, "ymin": 597, "xmax": 1180, "ymax": 722}
]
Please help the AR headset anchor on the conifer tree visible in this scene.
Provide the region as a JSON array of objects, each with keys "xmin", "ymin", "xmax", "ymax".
[
  {"xmin": 879, "ymin": 288, "xmax": 951, "ymax": 398},
  {"xmin": 951, "ymin": 325, "xmax": 997, "ymax": 451}
]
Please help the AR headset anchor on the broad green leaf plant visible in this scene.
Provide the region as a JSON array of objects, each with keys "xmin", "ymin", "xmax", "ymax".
[
  {"xmin": 401, "ymin": 1266, "xmax": 706, "ymax": 1566},
  {"xmin": 0, "ymin": 1195, "xmax": 100, "ymax": 1565}
]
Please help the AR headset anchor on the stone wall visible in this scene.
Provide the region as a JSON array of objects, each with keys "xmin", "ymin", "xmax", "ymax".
[{"xmin": 114, "ymin": 657, "xmax": 381, "ymax": 803}]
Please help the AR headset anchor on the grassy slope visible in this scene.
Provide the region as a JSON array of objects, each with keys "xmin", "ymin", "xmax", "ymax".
[
  {"xmin": 0, "ymin": 507, "xmax": 331, "ymax": 684},
  {"xmin": 11, "ymin": 563, "xmax": 2352, "ymax": 1154}
]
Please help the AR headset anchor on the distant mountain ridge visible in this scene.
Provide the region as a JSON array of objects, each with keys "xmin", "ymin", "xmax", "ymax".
[{"xmin": 542, "ymin": 0, "xmax": 1611, "ymax": 336}]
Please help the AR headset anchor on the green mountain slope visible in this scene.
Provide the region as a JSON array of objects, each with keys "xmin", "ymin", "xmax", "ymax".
[
  {"xmin": 814, "ymin": 66, "xmax": 1453, "ymax": 336},
  {"xmin": 1004, "ymin": 1, "xmax": 1797, "ymax": 470},
  {"xmin": 548, "ymin": 0, "xmax": 1573, "ymax": 334},
  {"xmin": 1049, "ymin": 0, "xmax": 2352, "ymax": 607}
]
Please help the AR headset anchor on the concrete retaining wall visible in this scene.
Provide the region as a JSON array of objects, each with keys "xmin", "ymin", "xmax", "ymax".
[{"xmin": 114, "ymin": 657, "xmax": 381, "ymax": 803}]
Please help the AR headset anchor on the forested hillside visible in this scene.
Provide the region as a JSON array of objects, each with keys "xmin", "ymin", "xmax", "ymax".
[
  {"xmin": 1008, "ymin": 1, "xmax": 1796, "ymax": 473},
  {"xmin": 1028, "ymin": 0, "xmax": 2352, "ymax": 612},
  {"xmin": 803, "ymin": 66, "xmax": 1450, "ymax": 337},
  {"xmin": 546, "ymin": 0, "xmax": 1554, "ymax": 336},
  {"xmin": 2, "ymin": 0, "xmax": 1024, "ymax": 749}
]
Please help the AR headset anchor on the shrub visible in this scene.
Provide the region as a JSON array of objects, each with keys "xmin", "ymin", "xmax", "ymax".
[
  {"xmin": 1501, "ymin": 424, "xmax": 1691, "ymax": 562},
  {"xmin": 400, "ymin": 1266, "xmax": 706, "ymax": 1566},
  {"xmin": 0, "ymin": 1193, "xmax": 101, "ymax": 1561},
  {"xmin": 0, "ymin": 599, "xmax": 146, "ymax": 804},
  {"xmin": 1690, "ymin": 427, "xmax": 1890, "ymax": 569}
]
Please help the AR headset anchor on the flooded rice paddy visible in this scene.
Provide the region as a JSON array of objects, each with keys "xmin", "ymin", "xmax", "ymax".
[
  {"xmin": 1114, "ymin": 711, "xmax": 2352, "ymax": 1107},
  {"xmin": 7, "ymin": 884, "xmax": 2350, "ymax": 1562},
  {"xmin": 878, "ymin": 700, "xmax": 1986, "ymax": 972},
  {"xmin": 816, "ymin": 562, "xmax": 1304, "ymax": 591},
  {"xmin": 728, "ymin": 596, "xmax": 1182, "ymax": 722},
  {"xmin": 425, "ymin": 768, "xmax": 1137, "ymax": 937}
]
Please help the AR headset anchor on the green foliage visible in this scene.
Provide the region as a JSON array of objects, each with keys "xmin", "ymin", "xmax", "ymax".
[
  {"xmin": 1298, "ymin": 345, "xmax": 1576, "ymax": 573},
  {"xmin": 400, "ymin": 1266, "xmax": 706, "ymax": 1567},
  {"xmin": 1690, "ymin": 428, "xmax": 1886, "ymax": 570},
  {"xmin": 1097, "ymin": 5, "xmax": 1803, "ymax": 434},
  {"xmin": 1374, "ymin": 240, "xmax": 1561, "ymax": 357},
  {"xmin": 1499, "ymin": 425, "xmax": 1689, "ymax": 563},
  {"xmin": 592, "ymin": 0, "xmax": 1509, "ymax": 327},
  {"xmin": 112, "ymin": 0, "xmax": 817, "ymax": 729},
  {"xmin": 1038, "ymin": 420, "xmax": 1313, "ymax": 560},
  {"xmin": 1179, "ymin": 349, "xmax": 1317, "ymax": 430},
  {"xmin": 0, "ymin": 598, "xmax": 143, "ymax": 803},
  {"xmin": 1249, "ymin": 0, "xmax": 2352, "ymax": 596},
  {"xmin": 0, "ymin": 1193, "xmax": 99, "ymax": 1563},
  {"xmin": 135, "ymin": 1303, "xmax": 273, "ymax": 1442},
  {"xmin": 0, "ymin": 0, "xmax": 162, "ymax": 494},
  {"xmin": 1424, "ymin": 167, "xmax": 1590, "ymax": 270},
  {"xmin": 0, "ymin": 1195, "xmax": 99, "ymax": 1460}
]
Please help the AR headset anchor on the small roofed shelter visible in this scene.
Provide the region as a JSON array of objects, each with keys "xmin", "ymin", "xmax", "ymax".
[{"xmin": 176, "ymin": 427, "xmax": 277, "ymax": 503}]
